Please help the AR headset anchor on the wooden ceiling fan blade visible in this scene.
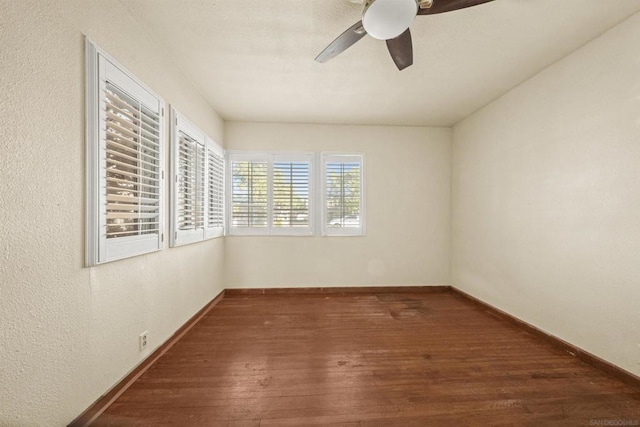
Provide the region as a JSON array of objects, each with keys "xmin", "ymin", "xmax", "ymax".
[
  {"xmin": 386, "ymin": 28, "xmax": 413, "ymax": 71},
  {"xmin": 315, "ymin": 20, "xmax": 367, "ymax": 63},
  {"xmin": 418, "ymin": 0, "xmax": 494, "ymax": 15}
]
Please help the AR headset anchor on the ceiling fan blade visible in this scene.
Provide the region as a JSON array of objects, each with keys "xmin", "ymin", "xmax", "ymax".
[
  {"xmin": 386, "ymin": 28, "xmax": 413, "ymax": 71},
  {"xmin": 315, "ymin": 20, "xmax": 367, "ymax": 63},
  {"xmin": 418, "ymin": 0, "xmax": 494, "ymax": 15}
]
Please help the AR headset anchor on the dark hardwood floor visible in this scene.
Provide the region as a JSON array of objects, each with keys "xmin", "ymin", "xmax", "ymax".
[{"xmin": 94, "ymin": 291, "xmax": 640, "ymax": 426}]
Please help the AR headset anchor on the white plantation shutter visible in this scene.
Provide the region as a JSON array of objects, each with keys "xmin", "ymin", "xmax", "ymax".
[
  {"xmin": 230, "ymin": 156, "xmax": 269, "ymax": 234},
  {"xmin": 104, "ymin": 83, "xmax": 162, "ymax": 239},
  {"xmin": 272, "ymin": 155, "xmax": 313, "ymax": 235},
  {"xmin": 170, "ymin": 109, "xmax": 224, "ymax": 246},
  {"xmin": 322, "ymin": 154, "xmax": 365, "ymax": 236},
  {"xmin": 174, "ymin": 129, "xmax": 205, "ymax": 245},
  {"xmin": 205, "ymin": 141, "xmax": 225, "ymax": 239},
  {"xmin": 86, "ymin": 40, "xmax": 165, "ymax": 266},
  {"xmin": 228, "ymin": 152, "xmax": 313, "ymax": 236},
  {"xmin": 177, "ymin": 132, "xmax": 198, "ymax": 231}
]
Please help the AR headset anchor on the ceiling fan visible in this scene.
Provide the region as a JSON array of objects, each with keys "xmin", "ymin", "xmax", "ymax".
[{"xmin": 315, "ymin": 0, "xmax": 495, "ymax": 70}]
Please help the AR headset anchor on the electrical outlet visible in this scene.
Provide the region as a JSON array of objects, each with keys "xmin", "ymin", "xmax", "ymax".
[{"xmin": 139, "ymin": 331, "xmax": 148, "ymax": 351}]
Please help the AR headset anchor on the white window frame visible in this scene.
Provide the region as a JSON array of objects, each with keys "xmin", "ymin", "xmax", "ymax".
[
  {"xmin": 227, "ymin": 151, "xmax": 314, "ymax": 236},
  {"xmin": 85, "ymin": 39, "xmax": 165, "ymax": 266},
  {"xmin": 320, "ymin": 153, "xmax": 365, "ymax": 237},
  {"xmin": 170, "ymin": 108, "xmax": 224, "ymax": 247}
]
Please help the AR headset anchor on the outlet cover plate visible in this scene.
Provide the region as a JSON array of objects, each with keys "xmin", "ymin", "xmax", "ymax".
[{"xmin": 139, "ymin": 331, "xmax": 148, "ymax": 351}]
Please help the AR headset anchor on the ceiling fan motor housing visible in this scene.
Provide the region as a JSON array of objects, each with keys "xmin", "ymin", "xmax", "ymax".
[{"xmin": 362, "ymin": 0, "xmax": 418, "ymax": 40}]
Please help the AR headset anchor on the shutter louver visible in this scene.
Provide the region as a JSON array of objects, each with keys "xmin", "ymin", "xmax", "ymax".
[
  {"xmin": 177, "ymin": 132, "xmax": 205, "ymax": 232},
  {"xmin": 207, "ymin": 150, "xmax": 225, "ymax": 229},
  {"xmin": 104, "ymin": 82, "xmax": 161, "ymax": 239},
  {"xmin": 195, "ymin": 144, "xmax": 205, "ymax": 229},
  {"xmin": 273, "ymin": 161, "xmax": 310, "ymax": 228}
]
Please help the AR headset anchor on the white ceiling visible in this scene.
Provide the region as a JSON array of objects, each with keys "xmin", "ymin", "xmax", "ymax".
[{"xmin": 123, "ymin": 0, "xmax": 640, "ymax": 127}]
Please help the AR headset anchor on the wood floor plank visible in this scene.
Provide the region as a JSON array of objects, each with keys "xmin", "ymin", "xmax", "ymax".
[{"xmin": 93, "ymin": 292, "xmax": 640, "ymax": 425}]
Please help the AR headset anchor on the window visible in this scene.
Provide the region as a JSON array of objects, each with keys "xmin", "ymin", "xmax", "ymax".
[
  {"xmin": 170, "ymin": 108, "xmax": 224, "ymax": 246},
  {"xmin": 85, "ymin": 39, "xmax": 165, "ymax": 266},
  {"xmin": 230, "ymin": 154, "xmax": 269, "ymax": 232},
  {"xmin": 273, "ymin": 158, "xmax": 311, "ymax": 230},
  {"xmin": 321, "ymin": 154, "xmax": 365, "ymax": 236},
  {"xmin": 228, "ymin": 152, "xmax": 313, "ymax": 236}
]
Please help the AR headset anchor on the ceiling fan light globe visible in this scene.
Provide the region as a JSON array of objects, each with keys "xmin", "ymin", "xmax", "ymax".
[{"xmin": 362, "ymin": 0, "xmax": 418, "ymax": 40}]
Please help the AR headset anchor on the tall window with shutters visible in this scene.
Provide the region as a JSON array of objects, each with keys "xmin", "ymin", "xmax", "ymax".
[
  {"xmin": 228, "ymin": 152, "xmax": 313, "ymax": 236},
  {"xmin": 85, "ymin": 40, "xmax": 165, "ymax": 266},
  {"xmin": 321, "ymin": 153, "xmax": 365, "ymax": 236},
  {"xmin": 170, "ymin": 109, "xmax": 224, "ymax": 246}
]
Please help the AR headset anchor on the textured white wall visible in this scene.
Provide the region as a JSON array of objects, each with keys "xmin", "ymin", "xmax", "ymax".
[
  {"xmin": 0, "ymin": 1, "xmax": 225, "ymax": 425},
  {"xmin": 452, "ymin": 13, "xmax": 640, "ymax": 376},
  {"xmin": 224, "ymin": 122, "xmax": 451, "ymax": 288}
]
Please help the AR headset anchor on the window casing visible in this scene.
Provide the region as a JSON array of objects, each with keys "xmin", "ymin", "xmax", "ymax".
[
  {"xmin": 228, "ymin": 152, "xmax": 313, "ymax": 236},
  {"xmin": 85, "ymin": 39, "xmax": 165, "ymax": 266},
  {"xmin": 170, "ymin": 108, "xmax": 224, "ymax": 246},
  {"xmin": 321, "ymin": 153, "xmax": 365, "ymax": 236}
]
